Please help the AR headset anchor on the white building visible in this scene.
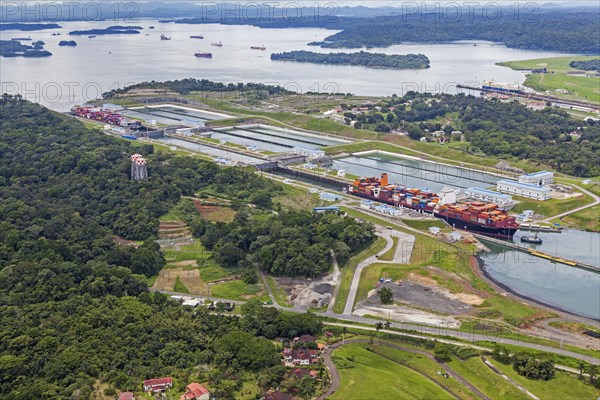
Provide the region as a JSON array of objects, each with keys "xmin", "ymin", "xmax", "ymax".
[
  {"xmin": 292, "ymin": 146, "xmax": 325, "ymax": 158},
  {"xmin": 518, "ymin": 171, "xmax": 554, "ymax": 186},
  {"xmin": 496, "ymin": 179, "xmax": 550, "ymax": 200},
  {"xmin": 465, "ymin": 187, "xmax": 513, "ymax": 205},
  {"xmin": 439, "ymin": 187, "xmax": 458, "ymax": 205}
]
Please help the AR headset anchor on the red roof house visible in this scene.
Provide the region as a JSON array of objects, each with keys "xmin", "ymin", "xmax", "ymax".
[
  {"xmin": 262, "ymin": 390, "xmax": 294, "ymax": 400},
  {"xmin": 118, "ymin": 393, "xmax": 135, "ymax": 400},
  {"xmin": 142, "ymin": 377, "xmax": 173, "ymax": 393},
  {"xmin": 283, "ymin": 348, "xmax": 319, "ymax": 367},
  {"xmin": 183, "ymin": 382, "xmax": 210, "ymax": 400}
]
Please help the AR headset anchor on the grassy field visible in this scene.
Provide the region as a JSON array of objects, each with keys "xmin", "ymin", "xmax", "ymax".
[
  {"xmin": 368, "ymin": 345, "xmax": 479, "ymax": 400},
  {"xmin": 498, "ymin": 56, "xmax": 600, "ymax": 104},
  {"xmin": 272, "ymin": 183, "xmax": 322, "ymax": 211},
  {"xmin": 265, "ymin": 275, "xmax": 293, "ymax": 307},
  {"xmin": 163, "ymin": 240, "xmax": 210, "ymax": 263},
  {"xmin": 401, "ymin": 219, "xmax": 447, "ymax": 231},
  {"xmin": 356, "ymin": 262, "xmax": 419, "ymax": 305},
  {"xmin": 378, "ymin": 236, "xmax": 398, "ymax": 261},
  {"xmin": 491, "ymin": 357, "xmax": 600, "ymax": 400},
  {"xmin": 332, "ymin": 237, "xmax": 388, "ymax": 314},
  {"xmin": 173, "ymin": 276, "xmax": 191, "ymax": 294},
  {"xmin": 331, "ymin": 343, "xmax": 456, "ymax": 400},
  {"xmin": 511, "ymin": 193, "xmax": 593, "ymax": 219},
  {"xmin": 448, "ymin": 358, "xmax": 531, "ymax": 400},
  {"xmin": 209, "ymin": 280, "xmax": 268, "ymax": 302},
  {"xmin": 548, "ymin": 320, "xmax": 600, "ymax": 335},
  {"xmin": 552, "ymin": 204, "xmax": 600, "ymax": 231}
]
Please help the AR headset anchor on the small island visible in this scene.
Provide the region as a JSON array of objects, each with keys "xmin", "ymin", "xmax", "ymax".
[
  {"xmin": 0, "ymin": 23, "xmax": 61, "ymax": 31},
  {"xmin": 270, "ymin": 50, "xmax": 430, "ymax": 69},
  {"xmin": 58, "ymin": 40, "xmax": 78, "ymax": 46},
  {"xmin": 69, "ymin": 25, "xmax": 142, "ymax": 36},
  {"xmin": 0, "ymin": 40, "xmax": 51, "ymax": 57}
]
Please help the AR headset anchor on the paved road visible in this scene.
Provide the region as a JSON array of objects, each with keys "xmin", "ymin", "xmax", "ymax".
[
  {"xmin": 321, "ymin": 321, "xmax": 600, "ymax": 365},
  {"xmin": 342, "ymin": 229, "xmax": 395, "ymax": 315},
  {"xmin": 318, "ymin": 339, "xmax": 490, "ymax": 400},
  {"xmin": 540, "ymin": 183, "xmax": 600, "ymax": 222}
]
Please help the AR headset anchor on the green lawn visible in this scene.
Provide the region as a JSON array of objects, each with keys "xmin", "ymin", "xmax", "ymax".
[
  {"xmin": 553, "ymin": 204, "xmax": 600, "ymax": 232},
  {"xmin": 209, "ymin": 280, "xmax": 267, "ymax": 301},
  {"xmin": 491, "ymin": 358, "xmax": 600, "ymax": 400},
  {"xmin": 163, "ymin": 240, "xmax": 210, "ymax": 263},
  {"xmin": 448, "ymin": 358, "xmax": 530, "ymax": 400},
  {"xmin": 511, "ymin": 193, "xmax": 593, "ymax": 219},
  {"xmin": 332, "ymin": 237, "xmax": 388, "ymax": 314},
  {"xmin": 265, "ymin": 275, "xmax": 293, "ymax": 307},
  {"xmin": 497, "ymin": 56, "xmax": 600, "ymax": 104},
  {"xmin": 173, "ymin": 276, "xmax": 190, "ymax": 294},
  {"xmin": 331, "ymin": 343, "xmax": 455, "ymax": 400},
  {"xmin": 378, "ymin": 236, "xmax": 398, "ymax": 261},
  {"xmin": 272, "ymin": 183, "xmax": 322, "ymax": 211},
  {"xmin": 198, "ymin": 260, "xmax": 231, "ymax": 282},
  {"xmin": 401, "ymin": 219, "xmax": 447, "ymax": 231},
  {"xmin": 368, "ymin": 345, "xmax": 478, "ymax": 400}
]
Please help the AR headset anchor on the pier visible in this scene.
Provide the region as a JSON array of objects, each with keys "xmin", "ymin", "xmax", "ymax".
[{"xmin": 474, "ymin": 234, "xmax": 600, "ymax": 273}]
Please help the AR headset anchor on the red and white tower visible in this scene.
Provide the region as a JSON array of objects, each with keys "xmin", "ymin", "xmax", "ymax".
[{"xmin": 131, "ymin": 154, "xmax": 148, "ymax": 180}]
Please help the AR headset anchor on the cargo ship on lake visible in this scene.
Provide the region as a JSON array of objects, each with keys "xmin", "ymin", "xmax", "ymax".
[
  {"xmin": 348, "ymin": 173, "xmax": 520, "ymax": 238},
  {"xmin": 194, "ymin": 51, "xmax": 212, "ymax": 58}
]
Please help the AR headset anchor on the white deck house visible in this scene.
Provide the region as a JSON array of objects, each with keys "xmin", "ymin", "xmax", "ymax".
[
  {"xmin": 518, "ymin": 171, "xmax": 554, "ymax": 186},
  {"xmin": 465, "ymin": 187, "xmax": 513, "ymax": 205},
  {"xmin": 496, "ymin": 179, "xmax": 550, "ymax": 200}
]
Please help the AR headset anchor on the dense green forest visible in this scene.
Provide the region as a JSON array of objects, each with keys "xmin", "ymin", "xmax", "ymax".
[
  {"xmin": 173, "ymin": 200, "xmax": 375, "ymax": 277},
  {"xmin": 343, "ymin": 92, "xmax": 600, "ymax": 176},
  {"xmin": 0, "ymin": 96, "xmax": 325, "ymax": 399},
  {"xmin": 271, "ymin": 50, "xmax": 430, "ymax": 69},
  {"xmin": 175, "ymin": 8, "xmax": 599, "ymax": 53},
  {"xmin": 570, "ymin": 59, "xmax": 600, "ymax": 72}
]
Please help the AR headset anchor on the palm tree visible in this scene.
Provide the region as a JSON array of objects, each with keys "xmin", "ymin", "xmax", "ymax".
[
  {"xmin": 384, "ymin": 320, "xmax": 391, "ymax": 339},
  {"xmin": 342, "ymin": 326, "xmax": 348, "ymax": 345},
  {"xmin": 577, "ymin": 360, "xmax": 586, "ymax": 379}
]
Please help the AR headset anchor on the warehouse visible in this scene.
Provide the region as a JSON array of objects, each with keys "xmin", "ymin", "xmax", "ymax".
[
  {"xmin": 518, "ymin": 171, "xmax": 554, "ymax": 186},
  {"xmin": 465, "ymin": 187, "xmax": 513, "ymax": 205},
  {"xmin": 496, "ymin": 179, "xmax": 550, "ymax": 200}
]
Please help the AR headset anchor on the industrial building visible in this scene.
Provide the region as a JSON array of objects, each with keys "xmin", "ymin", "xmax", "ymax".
[
  {"xmin": 518, "ymin": 171, "xmax": 554, "ymax": 186},
  {"xmin": 496, "ymin": 179, "xmax": 550, "ymax": 200},
  {"xmin": 465, "ymin": 187, "xmax": 513, "ymax": 205},
  {"xmin": 292, "ymin": 146, "xmax": 325, "ymax": 158}
]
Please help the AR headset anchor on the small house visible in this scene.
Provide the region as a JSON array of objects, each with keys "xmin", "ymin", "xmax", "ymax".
[
  {"xmin": 142, "ymin": 377, "xmax": 173, "ymax": 393},
  {"xmin": 118, "ymin": 393, "xmax": 135, "ymax": 400},
  {"xmin": 183, "ymin": 383, "xmax": 210, "ymax": 400}
]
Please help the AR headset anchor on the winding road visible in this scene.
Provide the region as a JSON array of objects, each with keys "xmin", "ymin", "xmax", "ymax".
[{"xmin": 540, "ymin": 183, "xmax": 600, "ymax": 223}]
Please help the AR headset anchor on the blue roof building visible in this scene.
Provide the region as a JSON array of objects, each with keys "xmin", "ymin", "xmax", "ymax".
[{"xmin": 496, "ymin": 179, "xmax": 550, "ymax": 200}]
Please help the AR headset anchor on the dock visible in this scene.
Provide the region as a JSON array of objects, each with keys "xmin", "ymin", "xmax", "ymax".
[
  {"xmin": 473, "ymin": 234, "xmax": 599, "ymax": 273},
  {"xmin": 518, "ymin": 224, "xmax": 562, "ymax": 233}
]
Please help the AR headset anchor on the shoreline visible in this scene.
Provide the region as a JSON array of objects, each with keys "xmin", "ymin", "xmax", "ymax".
[{"xmin": 473, "ymin": 255, "xmax": 600, "ymax": 323}]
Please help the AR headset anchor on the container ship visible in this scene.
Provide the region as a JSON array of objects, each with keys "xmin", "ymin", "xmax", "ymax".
[
  {"xmin": 194, "ymin": 51, "xmax": 212, "ymax": 58},
  {"xmin": 71, "ymin": 105, "xmax": 141, "ymax": 128},
  {"xmin": 348, "ymin": 173, "xmax": 519, "ymax": 238},
  {"xmin": 190, "ymin": 35, "xmax": 204, "ymax": 39},
  {"xmin": 250, "ymin": 45, "xmax": 266, "ymax": 50}
]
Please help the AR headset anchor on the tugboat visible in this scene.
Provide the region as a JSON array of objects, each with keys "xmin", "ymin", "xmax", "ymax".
[
  {"xmin": 521, "ymin": 233, "xmax": 543, "ymax": 244},
  {"xmin": 211, "ymin": 41, "xmax": 222, "ymax": 47},
  {"xmin": 194, "ymin": 51, "xmax": 212, "ymax": 58},
  {"xmin": 160, "ymin": 34, "xmax": 171, "ymax": 41},
  {"xmin": 250, "ymin": 44, "xmax": 266, "ymax": 50},
  {"xmin": 88, "ymin": 35, "xmax": 96, "ymax": 38}
]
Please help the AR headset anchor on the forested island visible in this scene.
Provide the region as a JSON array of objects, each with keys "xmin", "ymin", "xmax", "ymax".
[
  {"xmin": 174, "ymin": 7, "xmax": 599, "ymax": 54},
  {"xmin": 58, "ymin": 40, "xmax": 77, "ymax": 46},
  {"xmin": 69, "ymin": 25, "xmax": 142, "ymax": 35},
  {"xmin": 0, "ymin": 23, "xmax": 61, "ymax": 31},
  {"xmin": 271, "ymin": 50, "xmax": 430, "ymax": 70},
  {"xmin": 0, "ymin": 40, "xmax": 51, "ymax": 57},
  {"xmin": 570, "ymin": 59, "xmax": 600, "ymax": 71}
]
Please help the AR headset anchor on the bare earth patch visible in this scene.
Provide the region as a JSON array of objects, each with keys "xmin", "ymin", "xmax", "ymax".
[{"xmin": 153, "ymin": 267, "xmax": 209, "ymax": 295}]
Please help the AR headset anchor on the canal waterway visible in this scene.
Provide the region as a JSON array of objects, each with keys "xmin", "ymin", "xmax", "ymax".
[
  {"xmin": 158, "ymin": 137, "xmax": 264, "ymax": 164},
  {"xmin": 480, "ymin": 230, "xmax": 600, "ymax": 319},
  {"xmin": 335, "ymin": 152, "xmax": 501, "ymax": 192}
]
